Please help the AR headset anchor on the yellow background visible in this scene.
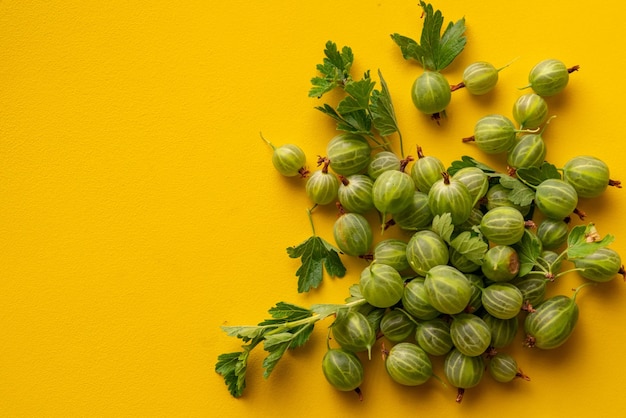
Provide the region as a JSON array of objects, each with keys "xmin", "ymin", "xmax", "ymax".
[{"xmin": 2, "ymin": 1, "xmax": 626, "ymax": 416}]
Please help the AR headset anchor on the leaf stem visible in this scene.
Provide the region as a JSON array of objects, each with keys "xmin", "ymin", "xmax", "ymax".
[{"xmin": 307, "ymin": 205, "xmax": 318, "ymax": 236}]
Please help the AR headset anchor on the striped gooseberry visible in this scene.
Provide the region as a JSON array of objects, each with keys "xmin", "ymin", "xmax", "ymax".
[
  {"xmin": 411, "ymin": 70, "xmax": 452, "ymax": 116},
  {"xmin": 444, "ymin": 348, "xmax": 485, "ymax": 403},
  {"xmin": 373, "ymin": 239, "xmax": 409, "ymax": 272},
  {"xmin": 573, "ymin": 247, "xmax": 625, "ymax": 283},
  {"xmin": 534, "ymin": 178, "xmax": 578, "ymax": 220},
  {"xmin": 359, "ymin": 263, "xmax": 405, "ymax": 308},
  {"xmin": 481, "ymin": 282, "xmax": 524, "ymax": 319},
  {"xmin": 512, "ymin": 93, "xmax": 548, "ymax": 129},
  {"xmin": 452, "ymin": 166, "xmax": 489, "ymax": 207},
  {"xmin": 465, "ymin": 273, "xmax": 484, "ymax": 313},
  {"xmin": 333, "ymin": 212, "xmax": 373, "ymax": 257},
  {"xmin": 367, "ymin": 151, "xmax": 401, "ymax": 179},
  {"xmin": 523, "ymin": 58, "xmax": 578, "ymax": 97},
  {"xmin": 305, "ymin": 157, "xmax": 340, "ymax": 205},
  {"xmin": 424, "ymin": 265, "xmax": 473, "ymax": 315},
  {"xmin": 415, "ymin": 318, "xmax": 454, "ymax": 356},
  {"xmin": 261, "ymin": 134, "xmax": 308, "ymax": 177},
  {"xmin": 482, "ymin": 313, "xmax": 518, "ymax": 348},
  {"xmin": 512, "ymin": 276, "xmax": 548, "ymax": 308},
  {"xmin": 402, "ymin": 278, "xmax": 440, "ymax": 321},
  {"xmin": 332, "ymin": 310, "xmax": 376, "ymax": 358},
  {"xmin": 372, "ymin": 169, "xmax": 415, "ymax": 224},
  {"xmin": 428, "ymin": 172, "xmax": 473, "ymax": 225},
  {"xmin": 392, "ymin": 191, "xmax": 433, "ymax": 231},
  {"xmin": 326, "ymin": 133, "xmax": 371, "ymax": 176},
  {"xmin": 523, "ymin": 283, "xmax": 593, "ymax": 349},
  {"xmin": 449, "ymin": 313, "xmax": 492, "ymax": 357},
  {"xmin": 536, "ymin": 218, "xmax": 569, "ymax": 250},
  {"xmin": 410, "ymin": 146, "xmax": 446, "ymax": 193},
  {"xmin": 507, "ymin": 133, "xmax": 547, "ymax": 170},
  {"xmin": 481, "ymin": 245, "xmax": 520, "ymax": 282},
  {"xmin": 384, "ymin": 342, "xmax": 433, "ymax": 386},
  {"xmin": 405, "ymin": 229, "xmax": 449, "ymax": 276},
  {"xmin": 321, "ymin": 348, "xmax": 365, "ymax": 394},
  {"xmin": 380, "ymin": 309, "xmax": 416, "ymax": 342},
  {"xmin": 563, "ymin": 155, "xmax": 619, "ymax": 199},
  {"xmin": 488, "ymin": 353, "xmax": 529, "ymax": 383},
  {"xmin": 480, "ymin": 206, "xmax": 526, "ymax": 246},
  {"xmin": 462, "ymin": 114, "xmax": 516, "ymax": 154},
  {"xmin": 457, "ymin": 61, "xmax": 500, "ymax": 95},
  {"xmin": 337, "ymin": 174, "xmax": 375, "ymax": 214}
]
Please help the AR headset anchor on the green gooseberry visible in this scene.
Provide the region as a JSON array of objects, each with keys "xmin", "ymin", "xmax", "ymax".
[
  {"xmin": 337, "ymin": 174, "xmax": 375, "ymax": 214},
  {"xmin": 326, "ymin": 133, "xmax": 371, "ymax": 176},
  {"xmin": 411, "ymin": 70, "xmax": 451, "ymax": 115}
]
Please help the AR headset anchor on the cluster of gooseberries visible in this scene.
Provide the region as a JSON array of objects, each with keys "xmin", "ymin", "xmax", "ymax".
[
  {"xmin": 218, "ymin": 2, "xmax": 623, "ymax": 404},
  {"xmin": 260, "ymin": 55, "xmax": 622, "ymax": 403}
]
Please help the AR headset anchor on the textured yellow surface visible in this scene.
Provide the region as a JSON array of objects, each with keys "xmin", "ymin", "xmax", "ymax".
[{"xmin": 2, "ymin": 1, "xmax": 626, "ymax": 416}]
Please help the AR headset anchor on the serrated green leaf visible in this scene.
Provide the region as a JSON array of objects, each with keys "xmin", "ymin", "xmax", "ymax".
[
  {"xmin": 345, "ymin": 283, "xmax": 364, "ymax": 303},
  {"xmin": 437, "ymin": 18, "xmax": 467, "ymax": 71},
  {"xmin": 392, "ymin": 2, "xmax": 465, "ymax": 71},
  {"xmin": 262, "ymin": 339, "xmax": 290, "ymax": 379},
  {"xmin": 499, "ymin": 175, "xmax": 535, "ymax": 206},
  {"xmin": 344, "ymin": 78, "xmax": 376, "ymax": 110},
  {"xmin": 310, "ymin": 303, "xmax": 345, "ymax": 320},
  {"xmin": 513, "ymin": 229, "xmax": 543, "ymax": 277},
  {"xmin": 448, "ymin": 156, "xmax": 497, "ymax": 176},
  {"xmin": 266, "ymin": 302, "xmax": 312, "ymax": 322},
  {"xmin": 390, "ymin": 33, "xmax": 426, "ymax": 62},
  {"xmin": 308, "ymin": 41, "xmax": 354, "ymax": 98},
  {"xmin": 221, "ymin": 325, "xmax": 265, "ymax": 341},
  {"xmin": 309, "ymin": 76, "xmax": 337, "ymax": 99},
  {"xmin": 566, "ymin": 223, "xmax": 616, "ymax": 260},
  {"xmin": 516, "ymin": 162, "xmax": 561, "ymax": 187},
  {"xmin": 287, "ymin": 235, "xmax": 347, "ymax": 293},
  {"xmin": 431, "ymin": 213, "xmax": 454, "ymax": 243},
  {"xmin": 450, "ymin": 231, "xmax": 488, "ymax": 265},
  {"xmin": 290, "ymin": 324, "xmax": 315, "ymax": 348},
  {"xmin": 215, "ymin": 351, "xmax": 248, "ymax": 398},
  {"xmin": 370, "ymin": 70, "xmax": 401, "ymax": 137}
]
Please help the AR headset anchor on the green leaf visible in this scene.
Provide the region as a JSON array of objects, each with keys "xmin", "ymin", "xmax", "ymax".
[
  {"xmin": 513, "ymin": 229, "xmax": 543, "ymax": 277},
  {"xmin": 450, "ymin": 231, "xmax": 488, "ymax": 265},
  {"xmin": 261, "ymin": 323, "xmax": 315, "ymax": 379},
  {"xmin": 345, "ymin": 283, "xmax": 364, "ymax": 303},
  {"xmin": 370, "ymin": 70, "xmax": 401, "ymax": 137},
  {"xmin": 342, "ymin": 78, "xmax": 376, "ymax": 111},
  {"xmin": 311, "ymin": 303, "xmax": 347, "ymax": 320},
  {"xmin": 499, "ymin": 175, "xmax": 535, "ymax": 207},
  {"xmin": 215, "ymin": 335, "xmax": 263, "ymax": 398},
  {"xmin": 315, "ymin": 104, "xmax": 372, "ymax": 135},
  {"xmin": 287, "ymin": 235, "xmax": 347, "ymax": 292},
  {"xmin": 261, "ymin": 302, "xmax": 312, "ymax": 324},
  {"xmin": 220, "ymin": 325, "xmax": 265, "ymax": 341},
  {"xmin": 308, "ymin": 41, "xmax": 354, "ymax": 98},
  {"xmin": 262, "ymin": 336, "xmax": 291, "ymax": 378},
  {"xmin": 431, "ymin": 213, "xmax": 454, "ymax": 244},
  {"xmin": 390, "ymin": 33, "xmax": 426, "ymax": 63},
  {"xmin": 437, "ymin": 18, "xmax": 467, "ymax": 71},
  {"xmin": 566, "ymin": 224, "xmax": 616, "ymax": 260},
  {"xmin": 447, "ymin": 155, "xmax": 497, "ymax": 176},
  {"xmin": 391, "ymin": 1, "xmax": 466, "ymax": 71},
  {"xmin": 516, "ymin": 162, "xmax": 561, "ymax": 186},
  {"xmin": 215, "ymin": 351, "xmax": 249, "ymax": 398}
]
